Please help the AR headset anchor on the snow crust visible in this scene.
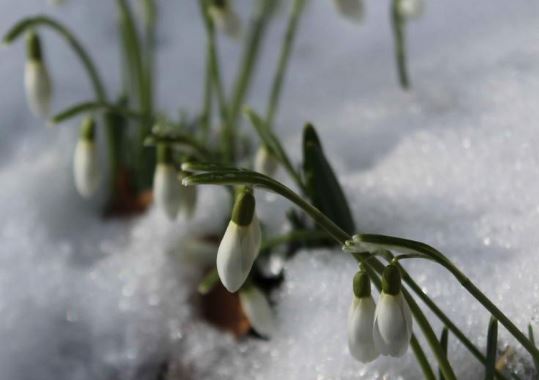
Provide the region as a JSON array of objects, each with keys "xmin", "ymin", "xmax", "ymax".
[{"xmin": 1, "ymin": 0, "xmax": 539, "ymax": 379}]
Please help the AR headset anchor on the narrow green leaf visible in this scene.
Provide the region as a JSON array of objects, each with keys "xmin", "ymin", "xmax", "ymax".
[
  {"xmin": 528, "ymin": 324, "xmax": 539, "ymax": 375},
  {"xmin": 302, "ymin": 123, "xmax": 356, "ymax": 235},
  {"xmin": 439, "ymin": 327, "xmax": 449, "ymax": 380},
  {"xmin": 485, "ymin": 317, "xmax": 498, "ymax": 380},
  {"xmin": 198, "ymin": 269, "xmax": 219, "ymax": 295},
  {"xmin": 50, "ymin": 101, "xmax": 144, "ymax": 125}
]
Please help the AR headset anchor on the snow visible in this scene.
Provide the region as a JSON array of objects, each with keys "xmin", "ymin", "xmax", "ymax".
[{"xmin": 1, "ymin": 0, "xmax": 539, "ymax": 379}]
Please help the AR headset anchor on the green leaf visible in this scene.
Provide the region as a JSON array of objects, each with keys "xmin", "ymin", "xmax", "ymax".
[
  {"xmin": 529, "ymin": 324, "xmax": 539, "ymax": 375},
  {"xmin": 439, "ymin": 327, "xmax": 449, "ymax": 380},
  {"xmin": 302, "ymin": 123, "xmax": 356, "ymax": 235},
  {"xmin": 198, "ymin": 269, "xmax": 220, "ymax": 295},
  {"xmin": 485, "ymin": 317, "xmax": 498, "ymax": 380}
]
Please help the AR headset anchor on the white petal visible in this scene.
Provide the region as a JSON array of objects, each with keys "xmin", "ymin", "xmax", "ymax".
[
  {"xmin": 25, "ymin": 61, "xmax": 52, "ymax": 118},
  {"xmin": 216, "ymin": 219, "xmax": 260, "ymax": 292},
  {"xmin": 347, "ymin": 296, "xmax": 379, "ymax": 363},
  {"xmin": 239, "ymin": 287, "xmax": 275, "ymax": 338},
  {"xmin": 397, "ymin": 0, "xmax": 423, "ymax": 20},
  {"xmin": 73, "ymin": 140, "xmax": 100, "ymax": 198},
  {"xmin": 153, "ymin": 164, "xmax": 181, "ymax": 220},
  {"xmin": 254, "ymin": 146, "xmax": 278, "ymax": 176},
  {"xmin": 373, "ymin": 293, "xmax": 412, "ymax": 357},
  {"xmin": 178, "ymin": 172, "xmax": 197, "ymax": 218},
  {"xmin": 333, "ymin": 0, "xmax": 363, "ymax": 23}
]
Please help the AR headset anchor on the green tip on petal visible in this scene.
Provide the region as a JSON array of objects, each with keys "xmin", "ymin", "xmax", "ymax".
[
  {"xmin": 353, "ymin": 270, "xmax": 371, "ymax": 298},
  {"xmin": 79, "ymin": 116, "xmax": 96, "ymax": 141},
  {"xmin": 156, "ymin": 143, "xmax": 173, "ymax": 164},
  {"xmin": 26, "ymin": 30, "xmax": 42, "ymax": 61},
  {"xmin": 231, "ymin": 187, "xmax": 255, "ymax": 226},
  {"xmin": 382, "ymin": 263, "xmax": 401, "ymax": 295}
]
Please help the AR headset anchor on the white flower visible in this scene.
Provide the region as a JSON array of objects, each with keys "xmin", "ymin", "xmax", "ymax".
[
  {"xmin": 239, "ymin": 286, "xmax": 275, "ymax": 338},
  {"xmin": 153, "ymin": 163, "xmax": 182, "ymax": 220},
  {"xmin": 397, "ymin": 0, "xmax": 423, "ymax": 20},
  {"xmin": 178, "ymin": 171, "xmax": 197, "ymax": 218},
  {"xmin": 348, "ymin": 295, "xmax": 379, "ymax": 362},
  {"xmin": 254, "ymin": 145, "xmax": 278, "ymax": 176},
  {"xmin": 209, "ymin": 1, "xmax": 241, "ymax": 38},
  {"xmin": 333, "ymin": 0, "xmax": 363, "ymax": 23},
  {"xmin": 217, "ymin": 188, "xmax": 261, "ymax": 292},
  {"xmin": 25, "ymin": 32, "xmax": 52, "ymax": 119},
  {"xmin": 73, "ymin": 140, "xmax": 100, "ymax": 198},
  {"xmin": 373, "ymin": 292, "xmax": 413, "ymax": 357}
]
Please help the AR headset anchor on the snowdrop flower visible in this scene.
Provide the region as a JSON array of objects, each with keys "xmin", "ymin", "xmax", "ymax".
[
  {"xmin": 254, "ymin": 144, "xmax": 278, "ymax": 176},
  {"xmin": 348, "ymin": 270, "xmax": 379, "ymax": 363},
  {"xmin": 333, "ymin": 0, "xmax": 363, "ymax": 23},
  {"xmin": 153, "ymin": 144, "xmax": 182, "ymax": 220},
  {"xmin": 397, "ymin": 0, "xmax": 423, "ymax": 20},
  {"xmin": 239, "ymin": 285, "xmax": 275, "ymax": 338},
  {"xmin": 373, "ymin": 263, "xmax": 413, "ymax": 357},
  {"xmin": 73, "ymin": 117, "xmax": 100, "ymax": 198},
  {"xmin": 208, "ymin": 0, "xmax": 241, "ymax": 38},
  {"xmin": 25, "ymin": 31, "xmax": 52, "ymax": 118},
  {"xmin": 178, "ymin": 170, "xmax": 198, "ymax": 218},
  {"xmin": 217, "ymin": 187, "xmax": 261, "ymax": 292}
]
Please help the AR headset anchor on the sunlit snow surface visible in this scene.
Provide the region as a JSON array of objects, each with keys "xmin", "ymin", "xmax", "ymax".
[{"xmin": 1, "ymin": 0, "xmax": 539, "ymax": 379}]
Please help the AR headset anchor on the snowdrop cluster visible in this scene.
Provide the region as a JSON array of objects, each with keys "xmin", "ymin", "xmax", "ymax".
[{"xmin": 348, "ymin": 264, "xmax": 413, "ymax": 363}]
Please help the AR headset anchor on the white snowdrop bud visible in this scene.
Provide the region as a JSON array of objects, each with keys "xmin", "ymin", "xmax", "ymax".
[
  {"xmin": 208, "ymin": 0, "xmax": 241, "ymax": 39},
  {"xmin": 373, "ymin": 264, "xmax": 413, "ymax": 357},
  {"xmin": 348, "ymin": 270, "xmax": 379, "ymax": 363},
  {"xmin": 239, "ymin": 285, "xmax": 275, "ymax": 338},
  {"xmin": 25, "ymin": 31, "xmax": 52, "ymax": 118},
  {"xmin": 333, "ymin": 0, "xmax": 363, "ymax": 23},
  {"xmin": 73, "ymin": 117, "xmax": 100, "ymax": 198},
  {"xmin": 217, "ymin": 187, "xmax": 261, "ymax": 292},
  {"xmin": 153, "ymin": 144, "xmax": 182, "ymax": 220},
  {"xmin": 397, "ymin": 0, "xmax": 423, "ymax": 20},
  {"xmin": 254, "ymin": 145, "xmax": 278, "ymax": 176},
  {"xmin": 178, "ymin": 170, "xmax": 198, "ymax": 218}
]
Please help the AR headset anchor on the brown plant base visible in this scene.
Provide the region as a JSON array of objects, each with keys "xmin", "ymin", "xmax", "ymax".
[
  {"xmin": 199, "ymin": 280, "xmax": 251, "ymax": 338},
  {"xmin": 104, "ymin": 168, "xmax": 154, "ymax": 218}
]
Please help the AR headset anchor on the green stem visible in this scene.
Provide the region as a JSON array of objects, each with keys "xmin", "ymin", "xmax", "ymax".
[
  {"xmin": 265, "ymin": 0, "xmax": 307, "ymax": 129},
  {"xmin": 184, "ymin": 170, "xmax": 350, "ymax": 243},
  {"xmin": 50, "ymin": 101, "xmax": 145, "ymax": 124},
  {"xmin": 356, "ymin": 234, "xmax": 539, "ymax": 363},
  {"xmin": 391, "ymin": 0, "xmax": 409, "ymax": 89},
  {"xmin": 260, "ymin": 229, "xmax": 330, "ymax": 251},
  {"xmin": 226, "ymin": 0, "xmax": 273, "ymax": 162}
]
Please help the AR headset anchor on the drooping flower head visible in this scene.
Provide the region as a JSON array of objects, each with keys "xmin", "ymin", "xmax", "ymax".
[
  {"xmin": 73, "ymin": 117, "xmax": 100, "ymax": 198},
  {"xmin": 348, "ymin": 269, "xmax": 379, "ymax": 363},
  {"xmin": 216, "ymin": 186, "xmax": 261, "ymax": 292},
  {"xmin": 208, "ymin": 0, "xmax": 241, "ymax": 38},
  {"xmin": 239, "ymin": 285, "xmax": 275, "ymax": 338},
  {"xmin": 373, "ymin": 263, "xmax": 413, "ymax": 357},
  {"xmin": 153, "ymin": 144, "xmax": 182, "ymax": 220},
  {"xmin": 25, "ymin": 31, "xmax": 52, "ymax": 118},
  {"xmin": 333, "ymin": 0, "xmax": 364, "ymax": 23},
  {"xmin": 254, "ymin": 144, "xmax": 279, "ymax": 177}
]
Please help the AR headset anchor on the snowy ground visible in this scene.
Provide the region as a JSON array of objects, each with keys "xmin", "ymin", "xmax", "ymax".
[{"xmin": 2, "ymin": 0, "xmax": 539, "ymax": 379}]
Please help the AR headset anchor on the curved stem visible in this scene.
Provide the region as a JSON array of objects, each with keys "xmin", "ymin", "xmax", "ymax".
[
  {"xmin": 4, "ymin": 16, "xmax": 107, "ymax": 100},
  {"xmin": 357, "ymin": 233, "xmax": 539, "ymax": 363},
  {"xmin": 260, "ymin": 229, "xmax": 330, "ymax": 251},
  {"xmin": 265, "ymin": 0, "xmax": 306, "ymax": 129},
  {"xmin": 50, "ymin": 101, "xmax": 145, "ymax": 125},
  {"xmin": 184, "ymin": 170, "xmax": 350, "ymax": 244}
]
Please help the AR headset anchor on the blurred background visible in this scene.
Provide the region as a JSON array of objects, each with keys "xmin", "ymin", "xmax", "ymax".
[{"xmin": 2, "ymin": 0, "xmax": 539, "ymax": 379}]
